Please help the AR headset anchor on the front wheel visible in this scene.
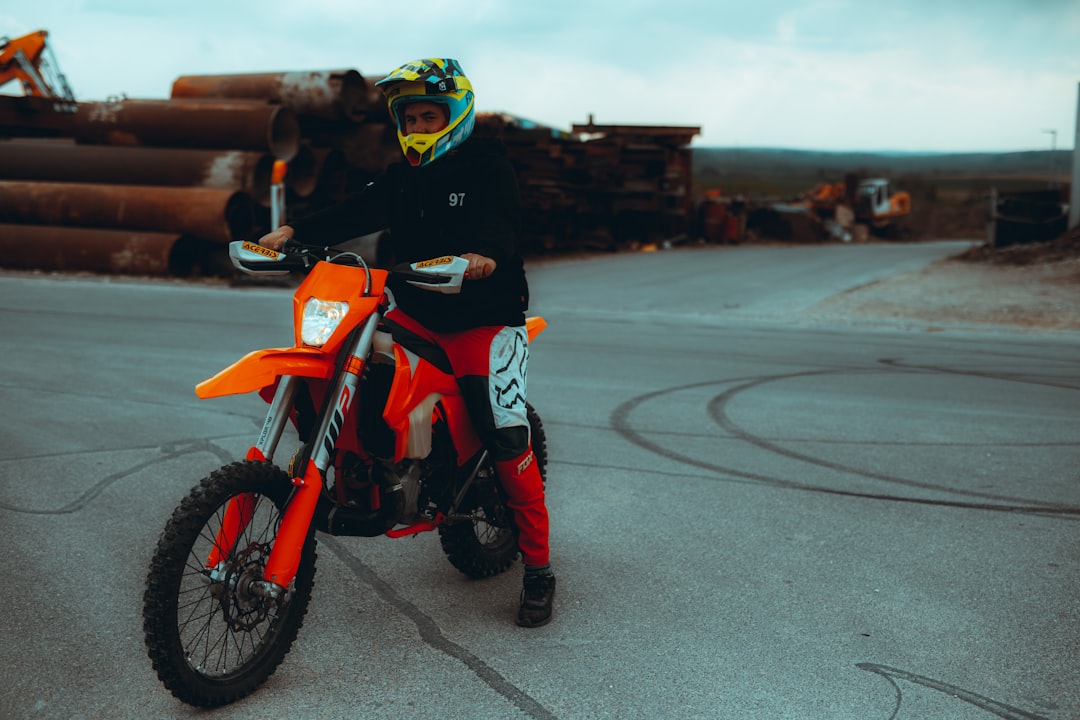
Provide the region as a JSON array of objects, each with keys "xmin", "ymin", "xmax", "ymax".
[
  {"xmin": 143, "ymin": 460, "xmax": 317, "ymax": 707},
  {"xmin": 439, "ymin": 403, "xmax": 548, "ymax": 578}
]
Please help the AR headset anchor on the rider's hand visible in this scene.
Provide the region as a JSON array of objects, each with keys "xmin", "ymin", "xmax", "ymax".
[
  {"xmin": 461, "ymin": 253, "xmax": 496, "ymax": 280},
  {"xmin": 258, "ymin": 226, "xmax": 295, "ymax": 252}
]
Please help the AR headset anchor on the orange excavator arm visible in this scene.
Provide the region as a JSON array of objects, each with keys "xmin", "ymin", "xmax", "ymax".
[{"xmin": 0, "ymin": 30, "xmax": 75, "ymax": 100}]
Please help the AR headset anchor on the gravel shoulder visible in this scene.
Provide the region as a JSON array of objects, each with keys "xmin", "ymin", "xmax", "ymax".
[{"xmin": 803, "ymin": 237, "xmax": 1080, "ymax": 333}]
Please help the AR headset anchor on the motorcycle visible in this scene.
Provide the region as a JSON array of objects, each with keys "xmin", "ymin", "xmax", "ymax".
[{"xmin": 142, "ymin": 240, "xmax": 547, "ymax": 707}]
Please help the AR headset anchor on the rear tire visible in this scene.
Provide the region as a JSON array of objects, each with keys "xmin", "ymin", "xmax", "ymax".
[
  {"xmin": 143, "ymin": 461, "xmax": 317, "ymax": 707},
  {"xmin": 439, "ymin": 404, "xmax": 547, "ymax": 578}
]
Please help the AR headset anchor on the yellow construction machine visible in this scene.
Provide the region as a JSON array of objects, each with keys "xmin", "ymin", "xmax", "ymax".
[
  {"xmin": 855, "ymin": 178, "xmax": 911, "ymax": 229},
  {"xmin": 0, "ymin": 29, "xmax": 75, "ymax": 102},
  {"xmin": 804, "ymin": 175, "xmax": 911, "ymax": 239}
]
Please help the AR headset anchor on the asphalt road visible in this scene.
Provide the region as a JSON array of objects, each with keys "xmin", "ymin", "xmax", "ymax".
[{"xmin": 1, "ymin": 241, "xmax": 1077, "ymax": 720}]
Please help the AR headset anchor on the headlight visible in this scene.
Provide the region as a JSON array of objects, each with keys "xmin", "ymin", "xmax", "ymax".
[{"xmin": 301, "ymin": 298, "xmax": 349, "ymax": 347}]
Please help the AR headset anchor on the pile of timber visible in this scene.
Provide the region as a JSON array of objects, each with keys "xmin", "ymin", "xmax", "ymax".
[
  {"xmin": 1, "ymin": 76, "xmax": 700, "ymax": 276},
  {"xmin": 476, "ymin": 113, "xmax": 699, "ymax": 252}
]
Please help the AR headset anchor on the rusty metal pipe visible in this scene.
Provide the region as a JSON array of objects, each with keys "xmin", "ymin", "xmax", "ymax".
[
  {"xmin": 0, "ymin": 140, "xmax": 275, "ymax": 204},
  {"xmin": 285, "ymin": 149, "xmax": 349, "ymax": 213},
  {"xmin": 0, "ymin": 225, "xmax": 185, "ymax": 275},
  {"xmin": 329, "ymin": 122, "xmax": 399, "ymax": 175},
  {"xmin": 0, "ymin": 96, "xmax": 78, "ymax": 138},
  {"xmin": 0, "ymin": 181, "xmax": 253, "ymax": 243},
  {"xmin": 363, "ymin": 75, "xmax": 389, "ymax": 122},
  {"xmin": 73, "ymin": 99, "xmax": 300, "ymax": 160},
  {"xmin": 283, "ymin": 143, "xmax": 318, "ymax": 199},
  {"xmin": 171, "ymin": 70, "xmax": 372, "ymax": 121}
]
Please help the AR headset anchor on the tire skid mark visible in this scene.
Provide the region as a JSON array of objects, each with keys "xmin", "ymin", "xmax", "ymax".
[
  {"xmin": 880, "ymin": 358, "xmax": 1080, "ymax": 392},
  {"xmin": 320, "ymin": 535, "xmax": 558, "ymax": 720},
  {"xmin": 612, "ymin": 372, "xmax": 1080, "ymax": 517},
  {"xmin": 709, "ymin": 371, "xmax": 1065, "ymax": 506},
  {"xmin": 0, "ymin": 379, "xmax": 255, "ymax": 414},
  {"xmin": 857, "ymin": 663, "xmax": 1050, "ymax": 720},
  {"xmin": 0, "ymin": 439, "xmax": 234, "ymax": 515}
]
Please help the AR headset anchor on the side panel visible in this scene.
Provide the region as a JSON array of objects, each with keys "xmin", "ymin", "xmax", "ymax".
[{"xmin": 383, "ymin": 344, "xmax": 473, "ymax": 463}]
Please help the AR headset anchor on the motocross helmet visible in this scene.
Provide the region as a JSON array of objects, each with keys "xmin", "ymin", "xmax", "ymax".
[{"xmin": 375, "ymin": 58, "xmax": 475, "ymax": 167}]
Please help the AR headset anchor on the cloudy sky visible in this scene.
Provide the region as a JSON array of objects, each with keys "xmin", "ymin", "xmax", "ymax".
[{"xmin": 5, "ymin": 0, "xmax": 1079, "ymax": 152}]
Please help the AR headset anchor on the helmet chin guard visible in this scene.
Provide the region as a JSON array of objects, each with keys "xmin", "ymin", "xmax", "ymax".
[{"xmin": 376, "ymin": 58, "xmax": 475, "ymax": 167}]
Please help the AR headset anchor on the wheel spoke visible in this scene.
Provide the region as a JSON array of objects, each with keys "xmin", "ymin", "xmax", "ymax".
[{"xmin": 144, "ymin": 461, "xmax": 316, "ymax": 706}]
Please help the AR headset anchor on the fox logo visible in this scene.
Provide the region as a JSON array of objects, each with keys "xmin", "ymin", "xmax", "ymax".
[{"xmin": 516, "ymin": 451, "xmax": 534, "ymax": 475}]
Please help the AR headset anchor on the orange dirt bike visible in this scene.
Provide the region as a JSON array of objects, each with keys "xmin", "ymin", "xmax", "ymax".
[{"xmin": 142, "ymin": 240, "xmax": 547, "ymax": 707}]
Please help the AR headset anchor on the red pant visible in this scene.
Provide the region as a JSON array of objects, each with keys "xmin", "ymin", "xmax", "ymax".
[{"xmin": 385, "ymin": 309, "xmax": 550, "ymax": 566}]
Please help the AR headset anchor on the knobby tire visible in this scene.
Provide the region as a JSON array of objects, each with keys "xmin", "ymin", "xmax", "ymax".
[
  {"xmin": 439, "ymin": 403, "xmax": 548, "ymax": 578},
  {"xmin": 142, "ymin": 460, "xmax": 317, "ymax": 707}
]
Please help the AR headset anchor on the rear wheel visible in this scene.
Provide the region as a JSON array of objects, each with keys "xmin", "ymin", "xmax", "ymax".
[
  {"xmin": 143, "ymin": 461, "xmax": 317, "ymax": 707},
  {"xmin": 439, "ymin": 404, "xmax": 547, "ymax": 578}
]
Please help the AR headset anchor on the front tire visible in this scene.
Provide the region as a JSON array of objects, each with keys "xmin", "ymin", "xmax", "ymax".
[
  {"xmin": 143, "ymin": 461, "xmax": 317, "ymax": 707},
  {"xmin": 439, "ymin": 404, "xmax": 548, "ymax": 578}
]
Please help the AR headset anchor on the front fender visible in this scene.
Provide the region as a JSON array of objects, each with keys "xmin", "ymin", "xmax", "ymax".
[{"xmin": 196, "ymin": 347, "xmax": 335, "ymax": 399}]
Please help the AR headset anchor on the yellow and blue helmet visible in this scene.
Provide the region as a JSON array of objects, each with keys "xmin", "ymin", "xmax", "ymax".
[{"xmin": 375, "ymin": 58, "xmax": 475, "ymax": 167}]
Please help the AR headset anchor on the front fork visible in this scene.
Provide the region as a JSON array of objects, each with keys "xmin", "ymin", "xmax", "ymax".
[{"xmin": 207, "ymin": 313, "xmax": 382, "ymax": 595}]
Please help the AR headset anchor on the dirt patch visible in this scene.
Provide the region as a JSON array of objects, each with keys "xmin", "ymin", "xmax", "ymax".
[
  {"xmin": 952, "ymin": 226, "xmax": 1080, "ymax": 268},
  {"xmin": 806, "ymin": 228, "xmax": 1080, "ymax": 331}
]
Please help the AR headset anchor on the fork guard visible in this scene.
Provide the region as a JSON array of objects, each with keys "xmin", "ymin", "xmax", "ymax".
[{"xmin": 196, "ymin": 348, "xmax": 335, "ymax": 399}]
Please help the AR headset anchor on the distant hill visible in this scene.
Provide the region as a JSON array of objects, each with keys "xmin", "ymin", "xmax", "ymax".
[
  {"xmin": 690, "ymin": 146, "xmax": 1073, "ymax": 212},
  {"xmin": 692, "ymin": 147, "xmax": 1072, "ymax": 178}
]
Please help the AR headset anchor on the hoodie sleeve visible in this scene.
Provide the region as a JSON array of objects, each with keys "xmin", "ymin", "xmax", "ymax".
[{"xmin": 288, "ymin": 168, "xmax": 396, "ymax": 246}]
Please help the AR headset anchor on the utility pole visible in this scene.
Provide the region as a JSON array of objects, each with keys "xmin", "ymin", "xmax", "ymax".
[{"xmin": 1071, "ymin": 82, "xmax": 1080, "ymax": 230}]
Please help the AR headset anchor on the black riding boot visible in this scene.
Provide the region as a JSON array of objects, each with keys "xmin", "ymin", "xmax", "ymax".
[{"xmin": 517, "ymin": 564, "xmax": 556, "ymax": 628}]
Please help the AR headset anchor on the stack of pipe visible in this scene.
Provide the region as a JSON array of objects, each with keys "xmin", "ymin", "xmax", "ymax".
[
  {"xmin": 0, "ymin": 69, "xmax": 392, "ymax": 275},
  {"xmin": 169, "ymin": 70, "xmax": 398, "ymax": 212}
]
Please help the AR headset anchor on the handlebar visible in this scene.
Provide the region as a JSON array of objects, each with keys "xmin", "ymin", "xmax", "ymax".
[
  {"xmin": 228, "ymin": 240, "xmax": 468, "ymax": 295},
  {"xmin": 229, "ymin": 239, "xmax": 372, "ymax": 293}
]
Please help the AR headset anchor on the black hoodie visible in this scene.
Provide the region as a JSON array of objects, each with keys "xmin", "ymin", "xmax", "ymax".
[{"xmin": 289, "ymin": 136, "xmax": 528, "ymax": 333}]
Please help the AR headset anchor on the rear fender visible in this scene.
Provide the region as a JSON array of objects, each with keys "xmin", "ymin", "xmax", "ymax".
[
  {"xmin": 196, "ymin": 348, "xmax": 335, "ymax": 399},
  {"xmin": 526, "ymin": 316, "xmax": 546, "ymax": 342}
]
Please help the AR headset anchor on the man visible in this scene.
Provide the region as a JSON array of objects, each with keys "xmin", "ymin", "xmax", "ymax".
[{"xmin": 258, "ymin": 58, "xmax": 555, "ymax": 628}]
